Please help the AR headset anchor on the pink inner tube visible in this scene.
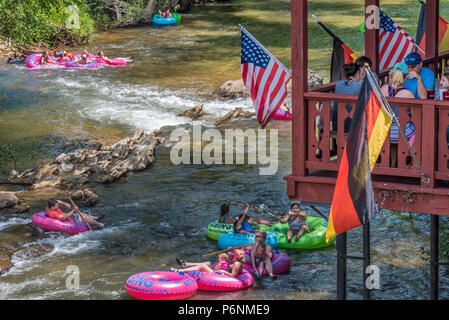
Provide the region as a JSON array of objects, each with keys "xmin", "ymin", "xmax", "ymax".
[
  {"xmin": 243, "ymin": 249, "xmax": 291, "ymax": 275},
  {"xmin": 31, "ymin": 212, "xmax": 93, "ymax": 235},
  {"xmin": 98, "ymin": 58, "xmax": 127, "ymax": 66},
  {"xmin": 186, "ymin": 270, "xmax": 254, "ymax": 292},
  {"xmin": 272, "ymin": 108, "xmax": 292, "ymax": 121},
  {"xmin": 25, "ymin": 53, "xmax": 58, "ymax": 68},
  {"xmin": 65, "ymin": 60, "xmax": 98, "ymax": 69},
  {"xmin": 125, "ymin": 271, "xmax": 198, "ymax": 300}
]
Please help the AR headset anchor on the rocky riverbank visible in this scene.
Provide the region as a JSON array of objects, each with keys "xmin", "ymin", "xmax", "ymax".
[{"xmin": 1, "ymin": 129, "xmax": 165, "ymax": 212}]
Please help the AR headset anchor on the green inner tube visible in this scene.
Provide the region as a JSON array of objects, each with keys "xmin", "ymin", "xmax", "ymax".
[
  {"xmin": 267, "ymin": 216, "xmax": 335, "ymax": 250},
  {"xmin": 172, "ymin": 13, "xmax": 181, "ymax": 23},
  {"xmin": 206, "ymin": 221, "xmax": 271, "ymax": 240}
]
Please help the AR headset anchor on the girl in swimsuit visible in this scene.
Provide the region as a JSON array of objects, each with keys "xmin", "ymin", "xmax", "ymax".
[
  {"xmin": 285, "ymin": 203, "xmax": 309, "ymax": 243},
  {"xmin": 253, "ymin": 242, "xmax": 267, "ymax": 276}
]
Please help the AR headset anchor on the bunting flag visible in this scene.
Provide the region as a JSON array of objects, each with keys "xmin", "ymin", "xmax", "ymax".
[
  {"xmin": 325, "ymin": 69, "xmax": 393, "ymax": 242},
  {"xmin": 416, "ymin": 1, "xmax": 449, "ymax": 57},
  {"xmin": 240, "ymin": 26, "xmax": 291, "ymax": 129},
  {"xmin": 313, "ymin": 16, "xmax": 357, "ymax": 82}
]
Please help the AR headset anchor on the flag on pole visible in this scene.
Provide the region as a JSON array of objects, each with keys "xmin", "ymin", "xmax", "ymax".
[
  {"xmin": 379, "ymin": 10, "xmax": 416, "ymax": 70},
  {"xmin": 415, "ymin": 1, "xmax": 449, "ymax": 57},
  {"xmin": 312, "ymin": 16, "xmax": 358, "ymax": 82},
  {"xmin": 240, "ymin": 26, "xmax": 291, "ymax": 129},
  {"xmin": 325, "ymin": 68, "xmax": 393, "ymax": 242}
]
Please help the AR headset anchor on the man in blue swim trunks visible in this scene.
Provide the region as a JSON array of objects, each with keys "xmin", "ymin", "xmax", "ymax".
[{"xmin": 403, "ymin": 52, "xmax": 435, "ymax": 99}]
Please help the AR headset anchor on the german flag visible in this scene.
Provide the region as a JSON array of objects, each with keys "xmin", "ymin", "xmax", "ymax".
[
  {"xmin": 415, "ymin": 1, "xmax": 449, "ymax": 57},
  {"xmin": 325, "ymin": 69, "xmax": 392, "ymax": 242},
  {"xmin": 331, "ymin": 39, "xmax": 358, "ymax": 82},
  {"xmin": 312, "ymin": 16, "xmax": 357, "ymax": 82}
]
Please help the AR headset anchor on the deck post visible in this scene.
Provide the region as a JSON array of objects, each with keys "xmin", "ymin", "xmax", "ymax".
[
  {"xmin": 291, "ymin": 0, "xmax": 308, "ymax": 178},
  {"xmin": 365, "ymin": 0, "xmax": 379, "ymax": 73},
  {"xmin": 363, "ymin": 222, "xmax": 371, "ymax": 300},
  {"xmin": 430, "ymin": 214, "xmax": 439, "ymax": 300},
  {"xmin": 337, "ymin": 232, "xmax": 347, "ymax": 300},
  {"xmin": 425, "ymin": 0, "xmax": 439, "ymax": 73}
]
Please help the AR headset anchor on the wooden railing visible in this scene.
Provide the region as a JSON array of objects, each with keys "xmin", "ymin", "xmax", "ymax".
[{"xmin": 300, "ymin": 51, "xmax": 449, "ymax": 188}]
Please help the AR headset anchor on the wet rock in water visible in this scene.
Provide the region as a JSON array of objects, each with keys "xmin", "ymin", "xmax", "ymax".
[
  {"xmin": 178, "ymin": 104, "xmax": 203, "ymax": 120},
  {"xmin": 5, "ymin": 129, "xmax": 165, "ymax": 204},
  {"xmin": 214, "ymin": 108, "xmax": 256, "ymax": 127},
  {"xmin": 83, "ymin": 189, "xmax": 98, "ymax": 206},
  {"xmin": 219, "ymin": 79, "xmax": 248, "ymax": 99},
  {"xmin": 30, "ymin": 176, "xmax": 67, "ymax": 191},
  {"xmin": 6, "ymin": 170, "xmax": 18, "ymax": 181},
  {"xmin": 307, "ymin": 69, "xmax": 324, "ymax": 87},
  {"xmin": 71, "ymin": 190, "xmax": 84, "ymax": 201},
  {"xmin": 13, "ymin": 243, "xmax": 54, "ymax": 261},
  {"xmin": 60, "ymin": 162, "xmax": 73, "ymax": 172},
  {"xmin": 0, "ymin": 192, "xmax": 19, "ymax": 209},
  {"xmin": 0, "ymin": 255, "xmax": 12, "ymax": 274}
]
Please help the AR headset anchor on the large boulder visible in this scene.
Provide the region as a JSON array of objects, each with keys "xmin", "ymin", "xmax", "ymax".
[
  {"xmin": 219, "ymin": 79, "xmax": 248, "ymax": 99},
  {"xmin": 0, "ymin": 192, "xmax": 19, "ymax": 210}
]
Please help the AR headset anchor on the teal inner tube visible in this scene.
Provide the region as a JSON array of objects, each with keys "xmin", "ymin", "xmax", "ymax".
[
  {"xmin": 217, "ymin": 231, "xmax": 279, "ymax": 250},
  {"xmin": 152, "ymin": 14, "xmax": 177, "ymax": 25}
]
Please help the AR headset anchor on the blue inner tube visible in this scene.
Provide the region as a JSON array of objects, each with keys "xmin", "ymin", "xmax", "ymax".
[
  {"xmin": 217, "ymin": 231, "xmax": 279, "ymax": 250},
  {"xmin": 152, "ymin": 14, "xmax": 177, "ymax": 25}
]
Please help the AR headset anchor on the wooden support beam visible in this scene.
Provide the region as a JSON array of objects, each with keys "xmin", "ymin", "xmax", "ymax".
[
  {"xmin": 425, "ymin": 0, "xmax": 439, "ymax": 72},
  {"xmin": 291, "ymin": 0, "xmax": 308, "ymax": 177},
  {"xmin": 365, "ymin": 0, "xmax": 379, "ymax": 73},
  {"xmin": 363, "ymin": 223, "xmax": 371, "ymax": 300},
  {"xmin": 430, "ymin": 214, "xmax": 439, "ymax": 300},
  {"xmin": 337, "ymin": 232, "xmax": 347, "ymax": 300}
]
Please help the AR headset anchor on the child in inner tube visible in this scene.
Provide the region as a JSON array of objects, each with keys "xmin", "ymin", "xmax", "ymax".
[
  {"xmin": 39, "ymin": 50, "xmax": 51, "ymax": 65},
  {"xmin": 280, "ymin": 203, "xmax": 309, "ymax": 243},
  {"xmin": 56, "ymin": 51, "xmax": 73, "ymax": 63},
  {"xmin": 74, "ymin": 50, "xmax": 94, "ymax": 65},
  {"xmin": 233, "ymin": 203, "xmax": 256, "ymax": 234}
]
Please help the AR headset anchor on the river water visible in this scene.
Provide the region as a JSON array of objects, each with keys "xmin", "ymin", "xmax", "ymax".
[{"xmin": 1, "ymin": 1, "xmax": 449, "ymax": 300}]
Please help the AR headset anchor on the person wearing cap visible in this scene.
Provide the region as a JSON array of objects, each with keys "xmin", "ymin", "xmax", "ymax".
[
  {"xmin": 381, "ymin": 62, "xmax": 416, "ymax": 167},
  {"xmin": 403, "ymin": 52, "xmax": 435, "ymax": 99}
]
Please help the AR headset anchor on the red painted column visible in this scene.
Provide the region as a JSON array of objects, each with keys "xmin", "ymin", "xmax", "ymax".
[
  {"xmin": 365, "ymin": 0, "xmax": 379, "ymax": 73},
  {"xmin": 291, "ymin": 0, "xmax": 308, "ymax": 179},
  {"xmin": 425, "ymin": 0, "xmax": 439, "ymax": 73}
]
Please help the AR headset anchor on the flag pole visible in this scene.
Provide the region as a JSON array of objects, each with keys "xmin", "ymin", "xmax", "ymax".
[
  {"xmin": 365, "ymin": 65, "xmax": 430, "ymax": 184},
  {"xmin": 413, "ymin": 42, "xmax": 426, "ymax": 55},
  {"xmin": 311, "ymin": 14, "xmax": 342, "ymax": 42}
]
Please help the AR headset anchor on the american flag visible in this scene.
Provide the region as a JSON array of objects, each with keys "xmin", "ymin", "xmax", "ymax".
[
  {"xmin": 379, "ymin": 10, "xmax": 415, "ymax": 70},
  {"xmin": 241, "ymin": 27, "xmax": 291, "ymax": 128}
]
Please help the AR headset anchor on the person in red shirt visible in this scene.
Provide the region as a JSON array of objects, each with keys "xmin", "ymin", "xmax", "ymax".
[{"xmin": 45, "ymin": 199, "xmax": 104, "ymax": 229}]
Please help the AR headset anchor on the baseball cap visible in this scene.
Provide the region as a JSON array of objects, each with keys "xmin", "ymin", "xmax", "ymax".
[
  {"xmin": 393, "ymin": 62, "xmax": 409, "ymax": 75},
  {"xmin": 404, "ymin": 52, "xmax": 422, "ymax": 66}
]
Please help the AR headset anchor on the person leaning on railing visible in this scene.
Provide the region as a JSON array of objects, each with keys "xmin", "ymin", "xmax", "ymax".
[
  {"xmin": 331, "ymin": 63, "xmax": 362, "ymax": 133},
  {"xmin": 380, "ymin": 62, "xmax": 416, "ymax": 168}
]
